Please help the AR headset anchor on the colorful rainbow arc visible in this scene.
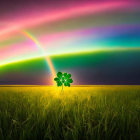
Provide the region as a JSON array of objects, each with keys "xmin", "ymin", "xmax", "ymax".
[{"xmin": 21, "ymin": 30, "xmax": 56, "ymax": 83}]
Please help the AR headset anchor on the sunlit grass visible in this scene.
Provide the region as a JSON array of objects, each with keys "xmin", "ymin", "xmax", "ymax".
[{"xmin": 0, "ymin": 86, "xmax": 140, "ymax": 140}]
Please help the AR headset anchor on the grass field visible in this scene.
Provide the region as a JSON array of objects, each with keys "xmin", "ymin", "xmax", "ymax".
[{"xmin": 0, "ymin": 86, "xmax": 140, "ymax": 140}]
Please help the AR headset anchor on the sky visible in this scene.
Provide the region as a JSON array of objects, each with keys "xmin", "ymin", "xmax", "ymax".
[{"xmin": 0, "ymin": 0, "xmax": 140, "ymax": 85}]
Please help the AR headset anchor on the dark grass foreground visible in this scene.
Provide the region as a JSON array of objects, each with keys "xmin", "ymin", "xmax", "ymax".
[{"xmin": 0, "ymin": 86, "xmax": 140, "ymax": 140}]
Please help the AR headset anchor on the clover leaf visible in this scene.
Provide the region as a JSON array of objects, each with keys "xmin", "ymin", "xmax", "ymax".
[{"xmin": 54, "ymin": 72, "xmax": 73, "ymax": 91}]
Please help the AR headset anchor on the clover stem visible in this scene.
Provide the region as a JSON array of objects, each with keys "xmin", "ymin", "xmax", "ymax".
[{"xmin": 62, "ymin": 84, "xmax": 63, "ymax": 92}]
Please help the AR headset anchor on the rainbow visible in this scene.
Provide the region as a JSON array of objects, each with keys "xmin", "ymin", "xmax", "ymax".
[
  {"xmin": 21, "ymin": 30, "xmax": 56, "ymax": 81},
  {"xmin": 0, "ymin": 1, "xmax": 140, "ymax": 85}
]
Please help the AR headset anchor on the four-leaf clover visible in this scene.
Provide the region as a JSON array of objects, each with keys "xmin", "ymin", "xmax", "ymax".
[{"xmin": 54, "ymin": 72, "xmax": 73, "ymax": 90}]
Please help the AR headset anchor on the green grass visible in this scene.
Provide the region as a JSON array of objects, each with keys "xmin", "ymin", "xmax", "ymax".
[{"xmin": 0, "ymin": 86, "xmax": 140, "ymax": 140}]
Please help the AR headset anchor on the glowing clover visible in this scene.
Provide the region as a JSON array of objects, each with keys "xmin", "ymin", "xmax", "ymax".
[{"xmin": 54, "ymin": 72, "xmax": 73, "ymax": 90}]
